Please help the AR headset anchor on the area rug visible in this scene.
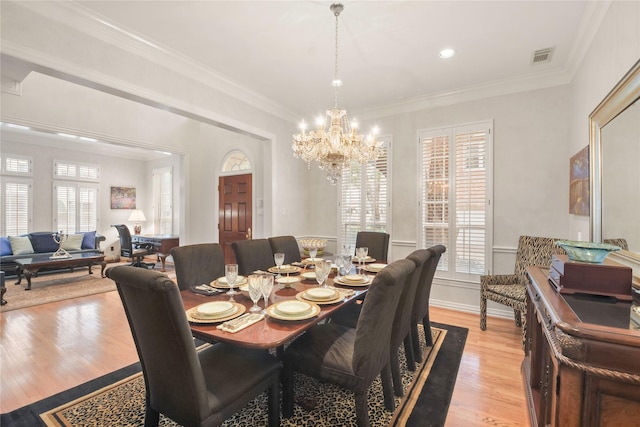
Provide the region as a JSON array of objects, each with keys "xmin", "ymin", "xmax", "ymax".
[
  {"xmin": 0, "ymin": 323, "xmax": 467, "ymax": 427},
  {"xmin": 1, "ymin": 262, "xmax": 175, "ymax": 312}
]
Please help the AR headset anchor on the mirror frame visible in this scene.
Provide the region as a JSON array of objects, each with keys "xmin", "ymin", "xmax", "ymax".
[{"xmin": 589, "ymin": 59, "xmax": 640, "ymax": 242}]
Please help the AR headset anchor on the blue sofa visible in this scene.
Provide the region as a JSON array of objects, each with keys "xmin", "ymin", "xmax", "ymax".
[{"xmin": 0, "ymin": 231, "xmax": 105, "ymax": 276}]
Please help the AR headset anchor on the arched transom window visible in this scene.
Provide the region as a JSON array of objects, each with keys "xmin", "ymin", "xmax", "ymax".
[{"xmin": 222, "ymin": 150, "xmax": 251, "ymax": 172}]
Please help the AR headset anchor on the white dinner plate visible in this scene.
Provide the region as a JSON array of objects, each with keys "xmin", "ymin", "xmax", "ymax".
[
  {"xmin": 266, "ymin": 301, "xmax": 321, "ymax": 321},
  {"xmin": 186, "ymin": 303, "xmax": 245, "ymax": 324},
  {"xmin": 305, "ymin": 287, "xmax": 337, "ymax": 300},
  {"xmin": 196, "ymin": 301, "xmax": 235, "ymax": 318},
  {"xmin": 275, "ymin": 276, "xmax": 299, "ymax": 285},
  {"xmin": 300, "ymin": 271, "xmax": 316, "ymax": 280},
  {"xmin": 364, "ymin": 263, "xmax": 387, "ymax": 273}
]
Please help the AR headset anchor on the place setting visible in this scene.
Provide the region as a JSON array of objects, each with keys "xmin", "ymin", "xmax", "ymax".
[
  {"xmin": 266, "ymin": 299, "xmax": 321, "ymax": 321},
  {"xmin": 333, "ymin": 273, "xmax": 372, "ymax": 287},
  {"xmin": 186, "ymin": 300, "xmax": 246, "ymax": 324},
  {"xmin": 295, "ymin": 287, "xmax": 350, "ymax": 305},
  {"xmin": 363, "ymin": 263, "xmax": 387, "ymax": 273}
]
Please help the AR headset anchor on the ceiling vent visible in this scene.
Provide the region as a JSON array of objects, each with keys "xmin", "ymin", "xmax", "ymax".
[{"xmin": 531, "ymin": 47, "xmax": 554, "ymax": 65}]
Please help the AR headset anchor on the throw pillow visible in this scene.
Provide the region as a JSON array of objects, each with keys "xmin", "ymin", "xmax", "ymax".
[
  {"xmin": 8, "ymin": 236, "xmax": 34, "ymax": 255},
  {"xmin": 1, "ymin": 237, "xmax": 13, "ymax": 256},
  {"xmin": 29, "ymin": 232, "xmax": 60, "ymax": 253},
  {"xmin": 61, "ymin": 233, "xmax": 84, "ymax": 251},
  {"xmin": 81, "ymin": 231, "xmax": 97, "ymax": 249}
]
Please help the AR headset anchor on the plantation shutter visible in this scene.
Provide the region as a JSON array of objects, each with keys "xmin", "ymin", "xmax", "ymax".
[
  {"xmin": 78, "ymin": 187, "xmax": 98, "ymax": 231},
  {"xmin": 420, "ymin": 133, "xmax": 450, "ymax": 272},
  {"xmin": 3, "ymin": 180, "xmax": 31, "ymax": 235},
  {"xmin": 56, "ymin": 184, "xmax": 77, "ymax": 233},
  {"xmin": 153, "ymin": 167, "xmax": 173, "ymax": 235},
  {"xmin": 419, "ymin": 122, "xmax": 491, "ymax": 280},
  {"xmin": 338, "ymin": 136, "xmax": 391, "ymax": 252}
]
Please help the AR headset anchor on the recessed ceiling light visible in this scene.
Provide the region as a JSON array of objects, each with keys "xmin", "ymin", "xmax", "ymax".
[
  {"xmin": 57, "ymin": 132, "xmax": 78, "ymax": 139},
  {"xmin": 79, "ymin": 136, "xmax": 98, "ymax": 142},
  {"xmin": 439, "ymin": 48, "xmax": 455, "ymax": 59},
  {"xmin": 5, "ymin": 123, "xmax": 31, "ymax": 130}
]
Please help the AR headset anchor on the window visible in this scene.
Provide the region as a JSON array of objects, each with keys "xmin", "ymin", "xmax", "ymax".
[
  {"xmin": 1, "ymin": 154, "xmax": 33, "ymax": 235},
  {"xmin": 222, "ymin": 150, "xmax": 251, "ymax": 172},
  {"xmin": 338, "ymin": 136, "xmax": 391, "ymax": 252},
  {"xmin": 418, "ymin": 122, "xmax": 492, "ymax": 281},
  {"xmin": 53, "ymin": 160, "xmax": 100, "ymax": 233},
  {"xmin": 153, "ymin": 166, "xmax": 173, "ymax": 234},
  {"xmin": 54, "ymin": 183, "xmax": 99, "ymax": 233}
]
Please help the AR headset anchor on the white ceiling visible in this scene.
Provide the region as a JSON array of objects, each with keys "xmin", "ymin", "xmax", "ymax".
[{"xmin": 72, "ymin": 0, "xmax": 602, "ymax": 120}]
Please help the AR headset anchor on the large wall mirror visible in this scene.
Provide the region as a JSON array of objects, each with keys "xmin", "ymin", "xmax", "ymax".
[{"xmin": 589, "ymin": 60, "xmax": 640, "ymax": 252}]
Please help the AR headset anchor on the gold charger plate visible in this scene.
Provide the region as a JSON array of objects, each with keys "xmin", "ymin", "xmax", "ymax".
[
  {"xmin": 275, "ymin": 276, "xmax": 299, "ymax": 285},
  {"xmin": 266, "ymin": 301, "xmax": 321, "ymax": 321},
  {"xmin": 268, "ymin": 265, "xmax": 302, "ymax": 274},
  {"xmin": 186, "ymin": 302, "xmax": 246, "ymax": 324},
  {"xmin": 296, "ymin": 290, "xmax": 344, "ymax": 305},
  {"xmin": 333, "ymin": 276, "xmax": 372, "ymax": 287},
  {"xmin": 364, "ymin": 263, "xmax": 387, "ymax": 273},
  {"xmin": 210, "ymin": 276, "xmax": 248, "ymax": 289},
  {"xmin": 353, "ymin": 256, "xmax": 376, "ymax": 263}
]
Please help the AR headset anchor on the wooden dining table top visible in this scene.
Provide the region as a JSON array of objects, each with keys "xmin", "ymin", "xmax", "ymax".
[{"xmin": 181, "ymin": 274, "xmax": 370, "ymax": 351}]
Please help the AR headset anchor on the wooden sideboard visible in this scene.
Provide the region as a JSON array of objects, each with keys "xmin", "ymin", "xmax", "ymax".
[
  {"xmin": 131, "ymin": 235, "xmax": 179, "ymax": 271},
  {"xmin": 523, "ymin": 266, "xmax": 640, "ymax": 427}
]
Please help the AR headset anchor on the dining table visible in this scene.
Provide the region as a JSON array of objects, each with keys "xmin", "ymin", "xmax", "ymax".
[{"xmin": 180, "ymin": 261, "xmax": 385, "ymax": 355}]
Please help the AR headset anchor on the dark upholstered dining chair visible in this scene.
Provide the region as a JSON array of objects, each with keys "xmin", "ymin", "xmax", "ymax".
[
  {"xmin": 112, "ymin": 224, "xmax": 155, "ymax": 269},
  {"xmin": 107, "ymin": 265, "xmax": 281, "ymax": 427},
  {"xmin": 355, "ymin": 231, "xmax": 390, "ymax": 261},
  {"xmin": 231, "ymin": 239, "xmax": 274, "ymax": 276},
  {"xmin": 170, "ymin": 243, "xmax": 225, "ymax": 291},
  {"xmin": 410, "ymin": 245, "xmax": 445, "ymax": 363},
  {"xmin": 282, "ymin": 259, "xmax": 415, "ymax": 427},
  {"xmin": 267, "ymin": 236, "xmax": 301, "ymax": 264},
  {"xmin": 331, "ymin": 250, "xmax": 431, "ymax": 397}
]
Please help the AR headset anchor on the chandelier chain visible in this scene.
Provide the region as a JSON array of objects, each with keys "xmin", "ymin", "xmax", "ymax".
[{"xmin": 334, "ymin": 7, "xmax": 340, "ymax": 108}]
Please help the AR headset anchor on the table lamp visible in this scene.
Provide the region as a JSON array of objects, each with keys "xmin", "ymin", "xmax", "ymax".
[{"xmin": 128, "ymin": 209, "xmax": 146, "ymax": 235}]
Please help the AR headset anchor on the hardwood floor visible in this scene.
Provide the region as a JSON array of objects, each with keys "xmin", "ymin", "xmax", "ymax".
[{"xmin": 0, "ymin": 291, "xmax": 528, "ymax": 425}]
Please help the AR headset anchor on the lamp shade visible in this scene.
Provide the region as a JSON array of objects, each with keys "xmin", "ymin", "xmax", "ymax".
[{"xmin": 128, "ymin": 210, "xmax": 146, "ymax": 222}]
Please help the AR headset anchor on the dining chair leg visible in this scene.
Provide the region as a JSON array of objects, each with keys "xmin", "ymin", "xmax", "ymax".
[
  {"xmin": 422, "ymin": 317, "xmax": 433, "ymax": 347},
  {"xmin": 267, "ymin": 379, "xmax": 280, "ymax": 427},
  {"xmin": 404, "ymin": 334, "xmax": 416, "ymax": 372},
  {"xmin": 143, "ymin": 403, "xmax": 160, "ymax": 427},
  {"xmin": 390, "ymin": 350, "xmax": 404, "ymax": 397},
  {"xmin": 354, "ymin": 390, "xmax": 371, "ymax": 427},
  {"xmin": 411, "ymin": 323, "xmax": 423, "ymax": 363},
  {"xmin": 381, "ymin": 364, "xmax": 395, "ymax": 411},
  {"xmin": 282, "ymin": 363, "xmax": 295, "ymax": 418}
]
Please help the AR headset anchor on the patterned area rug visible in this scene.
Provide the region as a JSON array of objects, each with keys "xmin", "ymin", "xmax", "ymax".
[
  {"xmin": 1, "ymin": 323, "xmax": 467, "ymax": 427},
  {"xmin": 1, "ymin": 261, "xmax": 175, "ymax": 312}
]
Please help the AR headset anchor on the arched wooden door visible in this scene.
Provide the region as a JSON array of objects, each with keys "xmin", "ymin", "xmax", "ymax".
[{"xmin": 218, "ymin": 173, "xmax": 252, "ymax": 264}]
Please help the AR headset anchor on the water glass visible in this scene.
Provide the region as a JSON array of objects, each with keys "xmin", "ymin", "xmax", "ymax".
[
  {"xmin": 356, "ymin": 247, "xmax": 368, "ymax": 274},
  {"xmin": 260, "ymin": 274, "xmax": 274, "ymax": 314},
  {"xmin": 225, "ymin": 263, "xmax": 238, "ymax": 295},
  {"xmin": 315, "ymin": 260, "xmax": 330, "ymax": 287},
  {"xmin": 309, "ymin": 245, "xmax": 318, "ymax": 260},
  {"xmin": 334, "ymin": 255, "xmax": 345, "ymax": 278},
  {"xmin": 274, "ymin": 252, "xmax": 285, "ymax": 278},
  {"xmin": 342, "ymin": 254, "xmax": 353, "ymax": 275},
  {"xmin": 248, "ymin": 275, "xmax": 263, "ymax": 312}
]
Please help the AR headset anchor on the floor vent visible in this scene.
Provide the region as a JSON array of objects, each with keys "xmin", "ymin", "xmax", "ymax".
[{"xmin": 531, "ymin": 47, "xmax": 554, "ymax": 65}]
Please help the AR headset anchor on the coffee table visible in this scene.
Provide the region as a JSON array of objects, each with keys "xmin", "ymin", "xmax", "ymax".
[{"xmin": 14, "ymin": 252, "xmax": 107, "ymax": 290}]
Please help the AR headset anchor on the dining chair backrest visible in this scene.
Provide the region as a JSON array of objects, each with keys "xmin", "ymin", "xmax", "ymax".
[
  {"xmin": 170, "ymin": 243, "xmax": 225, "ymax": 291},
  {"xmin": 393, "ymin": 249, "xmax": 431, "ymax": 349},
  {"xmin": 355, "ymin": 231, "xmax": 390, "ymax": 261},
  {"xmin": 412, "ymin": 245, "xmax": 445, "ymax": 323},
  {"xmin": 267, "ymin": 235, "xmax": 301, "ymax": 264},
  {"xmin": 353, "ymin": 258, "xmax": 415, "ymax": 381},
  {"xmin": 231, "ymin": 238, "xmax": 274, "ymax": 276},
  {"xmin": 107, "ymin": 266, "xmax": 210, "ymax": 425}
]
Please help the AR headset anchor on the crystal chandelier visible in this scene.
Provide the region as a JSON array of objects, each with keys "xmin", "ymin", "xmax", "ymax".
[{"xmin": 292, "ymin": 3, "xmax": 381, "ymax": 184}]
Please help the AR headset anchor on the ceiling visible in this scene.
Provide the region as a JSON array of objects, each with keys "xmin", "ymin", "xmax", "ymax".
[
  {"xmin": 2, "ymin": 1, "xmax": 607, "ymax": 159},
  {"xmin": 71, "ymin": 0, "xmax": 602, "ymax": 120}
]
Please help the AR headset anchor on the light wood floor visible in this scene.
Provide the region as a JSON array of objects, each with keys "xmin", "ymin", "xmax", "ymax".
[{"xmin": 0, "ymin": 291, "xmax": 528, "ymax": 425}]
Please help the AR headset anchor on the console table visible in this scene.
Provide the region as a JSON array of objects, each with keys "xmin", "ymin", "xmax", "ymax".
[
  {"xmin": 131, "ymin": 235, "xmax": 179, "ymax": 271},
  {"xmin": 524, "ymin": 266, "xmax": 640, "ymax": 426}
]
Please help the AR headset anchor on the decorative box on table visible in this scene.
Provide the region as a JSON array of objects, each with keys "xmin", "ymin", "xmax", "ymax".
[{"xmin": 548, "ymin": 254, "xmax": 633, "ymax": 300}]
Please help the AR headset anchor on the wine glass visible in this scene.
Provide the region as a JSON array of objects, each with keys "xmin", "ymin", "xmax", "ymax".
[
  {"xmin": 260, "ymin": 274, "xmax": 274, "ymax": 314},
  {"xmin": 334, "ymin": 255, "xmax": 345, "ymax": 279},
  {"xmin": 274, "ymin": 252, "xmax": 285, "ymax": 278},
  {"xmin": 225, "ymin": 263, "xmax": 239, "ymax": 295},
  {"xmin": 356, "ymin": 247, "xmax": 368, "ymax": 274},
  {"xmin": 342, "ymin": 254, "xmax": 353, "ymax": 275},
  {"xmin": 309, "ymin": 244, "xmax": 318, "ymax": 261},
  {"xmin": 315, "ymin": 260, "xmax": 330, "ymax": 287},
  {"xmin": 248, "ymin": 275, "xmax": 263, "ymax": 312}
]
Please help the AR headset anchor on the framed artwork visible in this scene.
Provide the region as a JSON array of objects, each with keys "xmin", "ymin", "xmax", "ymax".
[
  {"xmin": 110, "ymin": 186, "xmax": 137, "ymax": 209},
  {"xmin": 569, "ymin": 145, "xmax": 589, "ymax": 216}
]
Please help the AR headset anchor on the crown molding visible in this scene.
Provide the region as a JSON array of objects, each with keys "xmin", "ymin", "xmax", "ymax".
[{"xmin": 10, "ymin": 0, "xmax": 299, "ymax": 124}]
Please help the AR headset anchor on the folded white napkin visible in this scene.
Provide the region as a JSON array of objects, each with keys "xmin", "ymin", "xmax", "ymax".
[{"xmin": 217, "ymin": 313, "xmax": 264, "ymax": 333}]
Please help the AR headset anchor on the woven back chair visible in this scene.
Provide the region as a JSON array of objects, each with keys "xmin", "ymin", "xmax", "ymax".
[{"xmin": 480, "ymin": 235, "xmax": 566, "ymax": 347}]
